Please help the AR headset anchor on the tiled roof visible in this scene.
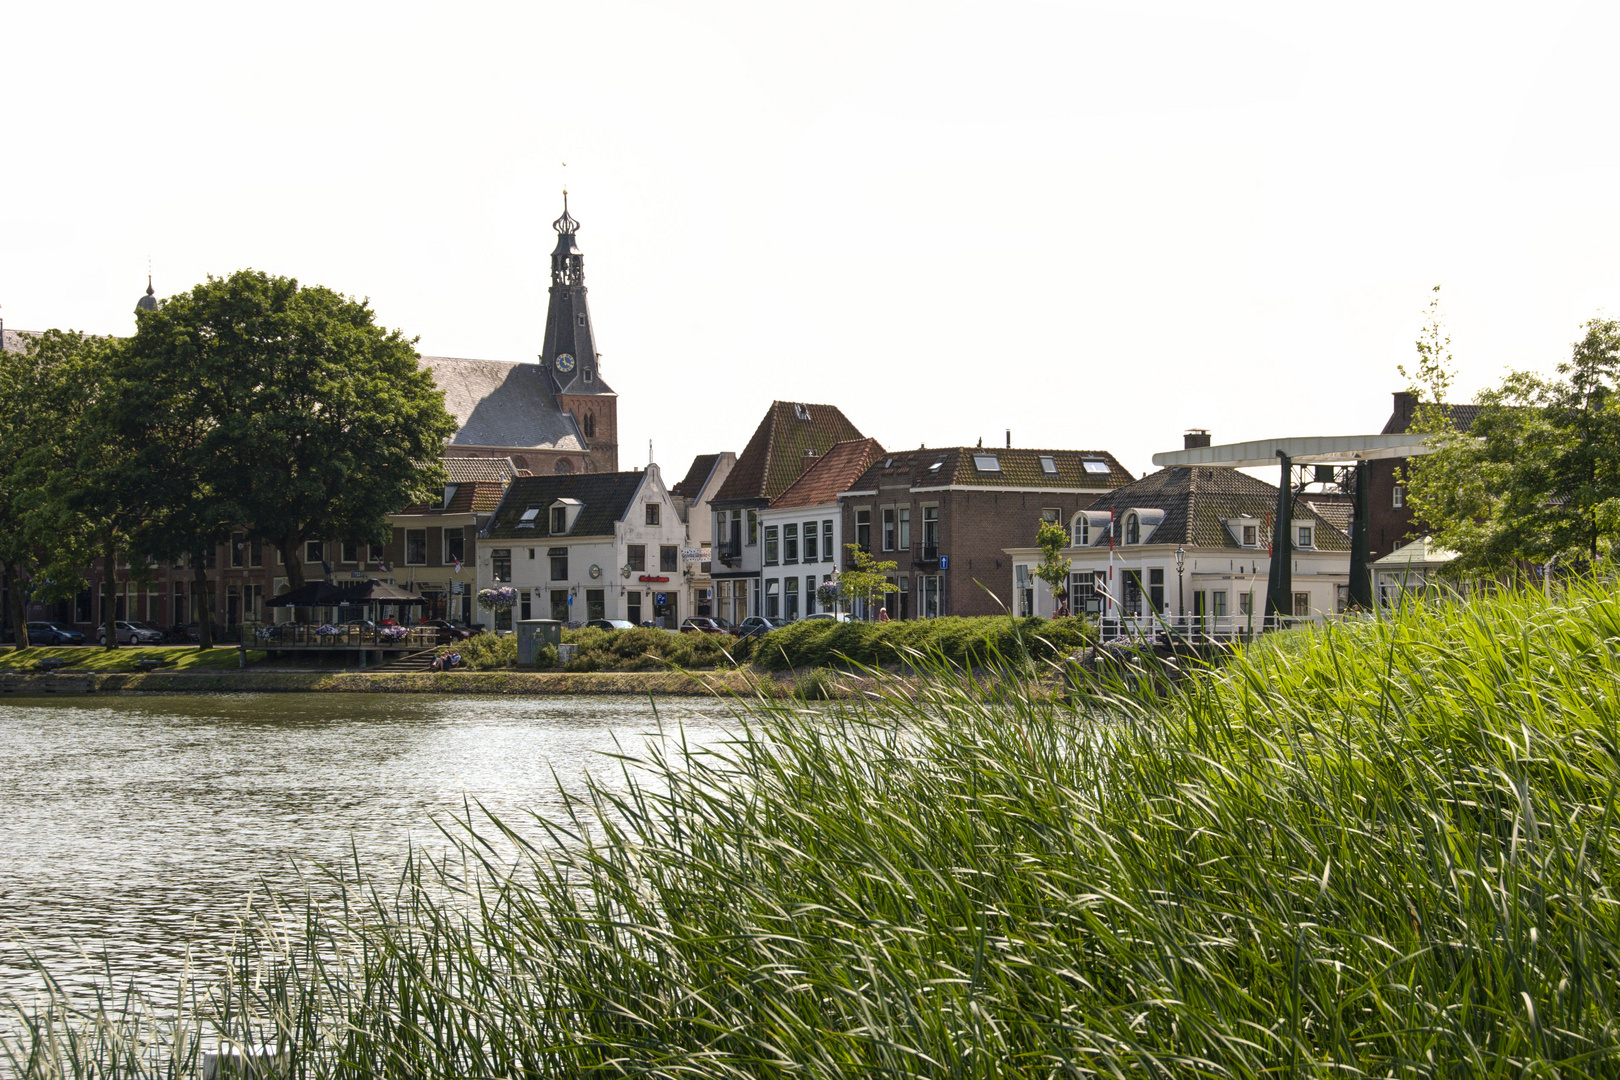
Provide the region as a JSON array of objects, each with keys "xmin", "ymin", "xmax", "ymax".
[
  {"xmin": 711, "ymin": 402, "xmax": 865, "ymax": 504},
  {"xmin": 482, "ymin": 470, "xmax": 648, "ymax": 540},
  {"xmin": 2, "ymin": 328, "xmax": 33, "ymax": 353},
  {"xmin": 421, "ymin": 356, "xmax": 586, "ymax": 451},
  {"xmin": 1081, "ymin": 467, "xmax": 1351, "ymax": 552},
  {"xmin": 445, "ymin": 457, "xmax": 521, "ymax": 483},
  {"xmin": 771, "ymin": 438, "xmax": 885, "ymax": 509},
  {"xmin": 1382, "ymin": 395, "xmax": 1485, "ymax": 435},
  {"xmin": 1303, "ymin": 496, "xmax": 1353, "ymax": 536},
  {"xmin": 671, "ymin": 454, "xmax": 721, "ymax": 499},
  {"xmin": 849, "ymin": 446, "xmax": 1132, "ymax": 492},
  {"xmin": 399, "ymin": 479, "xmax": 509, "ymax": 516}
]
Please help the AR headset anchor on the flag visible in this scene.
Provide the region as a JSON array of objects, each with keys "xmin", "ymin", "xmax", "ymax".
[
  {"xmin": 1107, "ymin": 510, "xmax": 1115, "ymax": 552},
  {"xmin": 454, "ymin": 557, "xmax": 462, "ymax": 574},
  {"xmin": 321, "ymin": 559, "xmax": 331, "ymax": 576},
  {"xmin": 1264, "ymin": 512, "xmax": 1272, "ymax": 556}
]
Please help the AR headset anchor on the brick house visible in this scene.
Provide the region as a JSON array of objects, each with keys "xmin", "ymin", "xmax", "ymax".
[
  {"xmin": 1366, "ymin": 391, "xmax": 1483, "ymax": 561},
  {"xmin": 837, "ymin": 444, "xmax": 1131, "ymax": 619}
]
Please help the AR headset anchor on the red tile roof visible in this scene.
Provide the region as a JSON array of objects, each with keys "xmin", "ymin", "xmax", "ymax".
[
  {"xmin": 711, "ymin": 402, "xmax": 865, "ymax": 504},
  {"xmin": 770, "ymin": 438, "xmax": 885, "ymax": 509}
]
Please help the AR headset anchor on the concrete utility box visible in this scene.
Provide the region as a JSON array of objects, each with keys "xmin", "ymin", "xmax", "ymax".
[{"xmin": 516, "ymin": 620, "xmax": 563, "ymax": 665}]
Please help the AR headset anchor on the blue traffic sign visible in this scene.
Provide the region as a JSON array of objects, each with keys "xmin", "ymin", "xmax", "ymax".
[{"xmin": 939, "ymin": 555, "xmax": 949, "ymax": 570}]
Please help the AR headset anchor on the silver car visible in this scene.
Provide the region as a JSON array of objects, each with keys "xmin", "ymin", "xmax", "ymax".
[{"xmin": 96, "ymin": 620, "xmax": 165, "ymax": 645}]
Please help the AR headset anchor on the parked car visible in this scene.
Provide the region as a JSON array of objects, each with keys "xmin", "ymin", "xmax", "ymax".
[
  {"xmin": 585, "ymin": 619, "xmax": 636, "ymax": 631},
  {"xmin": 680, "ymin": 616, "xmax": 733, "ymax": 634},
  {"xmin": 96, "ymin": 620, "xmax": 166, "ymax": 646},
  {"xmin": 25, "ymin": 621, "xmax": 85, "ymax": 645},
  {"xmin": 733, "ymin": 616, "xmax": 789, "ymax": 639},
  {"xmin": 418, "ymin": 619, "xmax": 474, "ymax": 642},
  {"xmin": 805, "ymin": 612, "xmax": 853, "ymax": 623}
]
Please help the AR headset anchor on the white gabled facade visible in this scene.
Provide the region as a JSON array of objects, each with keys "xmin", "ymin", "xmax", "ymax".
[{"xmin": 755, "ymin": 501, "xmax": 844, "ymax": 621}]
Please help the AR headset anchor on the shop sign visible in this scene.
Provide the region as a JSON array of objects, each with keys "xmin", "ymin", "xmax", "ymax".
[{"xmin": 638, "ymin": 575, "xmax": 670, "ymax": 582}]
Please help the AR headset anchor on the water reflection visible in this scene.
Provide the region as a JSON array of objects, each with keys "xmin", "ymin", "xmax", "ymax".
[{"xmin": 0, "ymin": 693, "xmax": 735, "ymax": 1007}]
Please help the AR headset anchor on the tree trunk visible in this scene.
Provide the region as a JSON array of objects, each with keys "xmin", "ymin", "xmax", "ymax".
[
  {"xmin": 193, "ymin": 556, "xmax": 214, "ymax": 650},
  {"xmin": 102, "ymin": 532, "xmax": 120, "ymax": 650},
  {"xmin": 4, "ymin": 562, "xmax": 28, "ymax": 651},
  {"xmin": 280, "ymin": 539, "xmax": 306, "ymax": 590}
]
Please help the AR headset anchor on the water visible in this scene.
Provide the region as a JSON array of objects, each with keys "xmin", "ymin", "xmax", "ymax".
[{"xmin": 0, "ymin": 693, "xmax": 735, "ymax": 1011}]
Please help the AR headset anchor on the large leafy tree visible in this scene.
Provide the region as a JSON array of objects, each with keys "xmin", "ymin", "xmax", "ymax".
[
  {"xmin": 123, "ymin": 270, "xmax": 456, "ymax": 590},
  {"xmin": 1403, "ymin": 298, "xmax": 1620, "ymax": 573}
]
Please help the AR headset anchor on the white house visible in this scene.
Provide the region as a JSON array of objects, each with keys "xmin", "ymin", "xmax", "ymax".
[
  {"xmin": 755, "ymin": 438, "xmax": 885, "ymax": 621},
  {"xmin": 669, "ymin": 452, "xmax": 738, "ymax": 620},
  {"xmin": 477, "ymin": 464, "xmax": 690, "ymax": 628},
  {"xmin": 1005, "ymin": 466, "xmax": 1351, "ymax": 635}
]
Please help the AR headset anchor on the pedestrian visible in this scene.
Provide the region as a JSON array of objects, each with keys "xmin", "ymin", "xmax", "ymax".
[{"xmin": 877, "ymin": 606, "xmax": 890, "ymax": 622}]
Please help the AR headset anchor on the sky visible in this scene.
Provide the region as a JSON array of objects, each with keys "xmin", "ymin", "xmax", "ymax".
[{"xmin": 5, "ymin": 1, "xmax": 1619, "ymax": 480}]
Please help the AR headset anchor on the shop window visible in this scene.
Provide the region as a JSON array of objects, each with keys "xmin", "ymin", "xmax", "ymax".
[
  {"xmin": 660, "ymin": 545, "xmax": 678, "ymax": 573},
  {"xmin": 628, "ymin": 544, "xmax": 646, "ymax": 572}
]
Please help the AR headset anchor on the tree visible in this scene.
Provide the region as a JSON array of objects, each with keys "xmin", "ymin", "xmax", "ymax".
[
  {"xmin": 1031, "ymin": 518, "xmax": 1072, "ymax": 611},
  {"xmin": 838, "ymin": 545, "xmax": 899, "ymax": 618},
  {"xmin": 122, "ymin": 271, "xmax": 457, "ymax": 591},
  {"xmin": 1402, "ymin": 297, "xmax": 1620, "ymax": 573}
]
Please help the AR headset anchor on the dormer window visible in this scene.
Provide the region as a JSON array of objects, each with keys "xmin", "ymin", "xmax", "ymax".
[
  {"xmin": 1039, "ymin": 455, "xmax": 1057, "ymax": 475},
  {"xmin": 972, "ymin": 454, "xmax": 1001, "ymax": 473},
  {"xmin": 1297, "ymin": 526, "xmax": 1314, "ymax": 549},
  {"xmin": 1125, "ymin": 512, "xmax": 1140, "ymax": 545},
  {"xmin": 552, "ymin": 507, "xmax": 567, "ymax": 533},
  {"xmin": 1243, "ymin": 524, "xmax": 1257, "ymax": 546},
  {"xmin": 1072, "ymin": 513, "xmax": 1090, "ymax": 547}
]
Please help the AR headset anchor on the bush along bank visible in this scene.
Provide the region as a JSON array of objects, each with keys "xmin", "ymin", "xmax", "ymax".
[
  {"xmin": 753, "ymin": 613, "xmax": 1095, "ymax": 671},
  {"xmin": 18, "ymin": 584, "xmax": 1620, "ymax": 1074}
]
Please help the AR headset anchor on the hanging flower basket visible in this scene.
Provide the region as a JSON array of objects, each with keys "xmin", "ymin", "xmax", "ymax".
[
  {"xmin": 815, "ymin": 578, "xmax": 842, "ymax": 607},
  {"xmin": 378, "ymin": 625, "xmax": 411, "ymax": 642},
  {"xmin": 477, "ymin": 586, "xmax": 518, "ymax": 612}
]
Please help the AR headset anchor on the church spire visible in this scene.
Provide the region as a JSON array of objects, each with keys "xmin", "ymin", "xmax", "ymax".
[
  {"xmin": 540, "ymin": 191, "xmax": 610, "ymax": 398},
  {"xmin": 136, "ymin": 273, "xmax": 158, "ymax": 313},
  {"xmin": 550, "ymin": 190, "xmax": 583, "ymax": 286}
]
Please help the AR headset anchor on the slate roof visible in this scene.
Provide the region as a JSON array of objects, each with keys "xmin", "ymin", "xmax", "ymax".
[
  {"xmin": 711, "ymin": 402, "xmax": 865, "ymax": 504},
  {"xmin": 671, "ymin": 454, "xmax": 721, "ymax": 499},
  {"xmin": 771, "ymin": 438, "xmax": 885, "ymax": 509},
  {"xmin": 849, "ymin": 446, "xmax": 1132, "ymax": 493},
  {"xmin": 482, "ymin": 470, "xmax": 648, "ymax": 540},
  {"xmin": 420, "ymin": 356, "xmax": 586, "ymax": 451},
  {"xmin": 445, "ymin": 457, "xmax": 522, "ymax": 483},
  {"xmin": 2, "ymin": 328, "xmax": 31, "ymax": 353},
  {"xmin": 1080, "ymin": 467, "xmax": 1351, "ymax": 552}
]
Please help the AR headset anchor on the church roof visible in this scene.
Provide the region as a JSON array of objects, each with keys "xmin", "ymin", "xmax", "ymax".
[
  {"xmin": 445, "ymin": 457, "xmax": 523, "ymax": 483},
  {"xmin": 2, "ymin": 327, "xmax": 34, "ymax": 353},
  {"xmin": 482, "ymin": 470, "xmax": 650, "ymax": 540},
  {"xmin": 1079, "ymin": 467, "xmax": 1351, "ymax": 551},
  {"xmin": 771, "ymin": 438, "xmax": 885, "ymax": 509},
  {"xmin": 420, "ymin": 356, "xmax": 586, "ymax": 452},
  {"xmin": 711, "ymin": 401, "xmax": 866, "ymax": 505}
]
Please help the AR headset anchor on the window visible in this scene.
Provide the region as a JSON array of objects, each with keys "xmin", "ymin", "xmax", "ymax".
[
  {"xmin": 550, "ymin": 548, "xmax": 568, "ymax": 581},
  {"xmin": 1083, "ymin": 460, "xmax": 1112, "ymax": 475},
  {"xmin": 583, "ymin": 413, "xmax": 596, "ymax": 437},
  {"xmin": 577, "ymin": 313, "xmax": 586, "ymax": 327},
  {"xmin": 897, "ymin": 508, "xmax": 910, "ymax": 550},
  {"xmin": 627, "ymin": 591, "xmax": 642, "ymax": 624},
  {"xmin": 445, "ymin": 530, "xmax": 465, "ymax": 565},
  {"xmin": 1039, "ymin": 455, "xmax": 1058, "ymax": 475},
  {"xmin": 550, "ymin": 589, "xmax": 569, "ymax": 621},
  {"xmin": 1040, "ymin": 508, "xmax": 1060, "ymax": 524},
  {"xmin": 583, "ymin": 369, "xmax": 593, "ymax": 385},
  {"xmin": 1073, "ymin": 515, "xmax": 1090, "ymax": 547},
  {"xmin": 802, "ymin": 521, "xmax": 818, "ymax": 562},
  {"xmin": 747, "ymin": 509, "xmax": 758, "ymax": 545},
  {"xmin": 785, "ymin": 577, "xmax": 799, "ymax": 620},
  {"xmin": 1297, "ymin": 526, "xmax": 1314, "ymax": 549},
  {"xmin": 646, "ymin": 503, "xmax": 660, "ymax": 526},
  {"xmin": 1212, "ymin": 591, "xmax": 1228, "ymax": 618},
  {"xmin": 341, "ymin": 540, "xmax": 360, "ymax": 564},
  {"xmin": 627, "ymin": 545, "xmax": 646, "ymax": 572},
  {"xmin": 1242, "ymin": 524, "xmax": 1257, "ymax": 546},
  {"xmin": 304, "ymin": 540, "xmax": 322, "ymax": 564},
  {"xmin": 1240, "ymin": 591, "xmax": 1253, "ymax": 616},
  {"xmin": 231, "ymin": 536, "xmax": 245, "ymax": 569},
  {"xmin": 529, "ymin": 548, "xmax": 536, "ymax": 559},
  {"xmin": 855, "ymin": 510, "xmax": 871, "ymax": 552},
  {"xmin": 205, "ymin": 547, "xmax": 217, "ymax": 570},
  {"xmin": 587, "ymin": 589, "xmax": 605, "ymax": 621},
  {"xmin": 1393, "ymin": 485, "xmax": 1405, "ymax": 509},
  {"xmin": 921, "ymin": 574, "xmax": 943, "ymax": 618},
  {"xmin": 518, "ymin": 508, "xmax": 540, "ymax": 530},
  {"xmin": 552, "ymin": 507, "xmax": 568, "ymax": 534},
  {"xmin": 764, "ymin": 525, "xmax": 779, "ymax": 565},
  {"xmin": 784, "ymin": 524, "xmax": 798, "ymax": 564},
  {"xmin": 1124, "ymin": 569, "xmax": 1144, "ymax": 611},
  {"xmin": 882, "ymin": 509, "xmax": 896, "ymax": 551},
  {"xmin": 823, "ymin": 520, "xmax": 834, "ymax": 561},
  {"xmin": 805, "ymin": 575, "xmax": 818, "ymax": 615},
  {"xmin": 793, "ymin": 403, "xmax": 812, "ymax": 420},
  {"xmin": 405, "ymin": 530, "xmax": 427, "ymax": 565},
  {"xmin": 766, "ymin": 579, "xmax": 780, "ymax": 618},
  {"xmin": 491, "ymin": 549, "xmax": 512, "ymax": 582},
  {"xmin": 249, "ymin": 539, "xmax": 263, "ymax": 568},
  {"xmin": 922, "ymin": 506, "xmax": 939, "ymax": 552},
  {"xmin": 520, "ymin": 590, "xmax": 532, "ymax": 621},
  {"xmin": 1293, "ymin": 592, "xmax": 1312, "ymax": 617},
  {"xmin": 972, "ymin": 454, "xmax": 1001, "ymax": 473},
  {"xmin": 1125, "ymin": 513, "xmax": 1140, "ymax": 545},
  {"xmin": 1149, "ymin": 567, "xmax": 1165, "ymax": 612},
  {"xmin": 660, "ymin": 545, "xmax": 678, "ymax": 573}
]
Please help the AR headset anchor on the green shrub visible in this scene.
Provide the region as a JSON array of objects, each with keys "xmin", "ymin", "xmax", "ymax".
[
  {"xmin": 435, "ymin": 631, "xmax": 515, "ymax": 671},
  {"xmin": 559, "ymin": 627, "xmax": 745, "ymax": 673},
  {"xmin": 756, "ymin": 614, "xmax": 1095, "ymax": 671}
]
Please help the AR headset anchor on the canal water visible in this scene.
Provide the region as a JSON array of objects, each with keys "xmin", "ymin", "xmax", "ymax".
[{"xmin": 0, "ymin": 693, "xmax": 736, "ymax": 1013}]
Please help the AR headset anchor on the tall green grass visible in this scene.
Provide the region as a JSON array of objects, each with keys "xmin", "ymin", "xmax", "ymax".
[{"xmin": 9, "ymin": 583, "xmax": 1620, "ymax": 1077}]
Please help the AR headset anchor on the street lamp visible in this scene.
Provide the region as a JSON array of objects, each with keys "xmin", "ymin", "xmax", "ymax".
[{"xmin": 1174, "ymin": 546, "xmax": 1186, "ymax": 636}]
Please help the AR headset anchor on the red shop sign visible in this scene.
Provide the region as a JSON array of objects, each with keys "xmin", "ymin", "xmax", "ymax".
[{"xmin": 638, "ymin": 575, "xmax": 671, "ymax": 582}]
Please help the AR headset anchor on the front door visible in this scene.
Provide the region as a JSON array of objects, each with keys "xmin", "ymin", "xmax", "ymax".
[{"xmin": 550, "ymin": 590, "xmax": 569, "ymax": 622}]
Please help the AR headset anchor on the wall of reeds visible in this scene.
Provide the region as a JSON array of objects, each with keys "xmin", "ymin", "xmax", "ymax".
[{"xmin": 8, "ymin": 583, "xmax": 1620, "ymax": 1077}]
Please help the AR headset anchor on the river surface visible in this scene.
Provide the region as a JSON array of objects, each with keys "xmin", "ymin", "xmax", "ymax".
[{"xmin": 0, "ymin": 693, "xmax": 736, "ymax": 1013}]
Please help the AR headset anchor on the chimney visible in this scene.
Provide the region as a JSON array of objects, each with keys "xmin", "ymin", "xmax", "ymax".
[
  {"xmin": 1183, "ymin": 428, "xmax": 1211, "ymax": 450},
  {"xmin": 1392, "ymin": 391, "xmax": 1418, "ymax": 430},
  {"xmin": 1005, "ymin": 428, "xmax": 1011, "ymax": 448}
]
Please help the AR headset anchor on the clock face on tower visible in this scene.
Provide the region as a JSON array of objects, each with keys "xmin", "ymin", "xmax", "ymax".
[{"xmin": 555, "ymin": 353, "xmax": 575, "ymax": 373}]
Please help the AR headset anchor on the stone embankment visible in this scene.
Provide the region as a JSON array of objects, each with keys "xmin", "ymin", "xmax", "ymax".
[{"xmin": 0, "ymin": 669, "xmax": 769, "ymax": 697}]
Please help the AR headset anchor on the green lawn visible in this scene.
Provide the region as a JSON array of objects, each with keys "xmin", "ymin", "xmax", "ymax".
[{"xmin": 0, "ymin": 645, "xmax": 264, "ymax": 671}]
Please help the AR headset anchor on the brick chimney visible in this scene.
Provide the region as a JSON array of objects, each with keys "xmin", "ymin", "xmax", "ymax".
[
  {"xmin": 1183, "ymin": 428, "xmax": 1211, "ymax": 450},
  {"xmin": 1392, "ymin": 391, "xmax": 1418, "ymax": 431}
]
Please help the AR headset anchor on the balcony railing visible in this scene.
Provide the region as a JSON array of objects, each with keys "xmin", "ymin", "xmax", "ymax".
[
  {"xmin": 913, "ymin": 543, "xmax": 941, "ymax": 569},
  {"xmin": 718, "ymin": 537, "xmax": 742, "ymax": 567}
]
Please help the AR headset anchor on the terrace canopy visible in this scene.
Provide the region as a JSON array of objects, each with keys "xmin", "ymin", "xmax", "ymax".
[{"xmin": 264, "ymin": 581, "xmax": 352, "ymax": 608}]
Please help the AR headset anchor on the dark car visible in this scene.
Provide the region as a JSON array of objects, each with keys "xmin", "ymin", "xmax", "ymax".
[
  {"xmin": 418, "ymin": 619, "xmax": 474, "ymax": 642},
  {"xmin": 680, "ymin": 616, "xmax": 732, "ymax": 634},
  {"xmin": 733, "ymin": 616, "xmax": 788, "ymax": 640},
  {"xmin": 25, "ymin": 621, "xmax": 85, "ymax": 645}
]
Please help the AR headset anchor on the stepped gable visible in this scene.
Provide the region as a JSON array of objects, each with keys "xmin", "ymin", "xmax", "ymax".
[
  {"xmin": 711, "ymin": 402, "xmax": 865, "ymax": 503},
  {"xmin": 849, "ymin": 446, "xmax": 1131, "ymax": 491},
  {"xmin": 1082, "ymin": 467, "xmax": 1351, "ymax": 551},
  {"xmin": 671, "ymin": 454, "xmax": 721, "ymax": 499},
  {"xmin": 420, "ymin": 355, "xmax": 585, "ymax": 451},
  {"xmin": 483, "ymin": 471, "xmax": 647, "ymax": 540},
  {"xmin": 771, "ymin": 438, "xmax": 885, "ymax": 509}
]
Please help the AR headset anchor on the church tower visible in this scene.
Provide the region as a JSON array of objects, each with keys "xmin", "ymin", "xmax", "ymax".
[{"xmin": 540, "ymin": 193, "xmax": 619, "ymax": 473}]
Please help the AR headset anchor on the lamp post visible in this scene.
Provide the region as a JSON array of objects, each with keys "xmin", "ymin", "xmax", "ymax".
[{"xmin": 1174, "ymin": 546, "xmax": 1186, "ymax": 637}]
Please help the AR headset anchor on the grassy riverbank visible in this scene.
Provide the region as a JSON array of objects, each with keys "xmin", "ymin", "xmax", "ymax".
[
  {"xmin": 0, "ymin": 667, "xmax": 784, "ymax": 697},
  {"xmin": 0, "ymin": 645, "xmax": 260, "ymax": 671},
  {"xmin": 9, "ymin": 584, "xmax": 1620, "ymax": 1076}
]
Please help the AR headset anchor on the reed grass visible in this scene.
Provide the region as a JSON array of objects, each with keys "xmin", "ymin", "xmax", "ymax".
[{"xmin": 8, "ymin": 582, "xmax": 1620, "ymax": 1077}]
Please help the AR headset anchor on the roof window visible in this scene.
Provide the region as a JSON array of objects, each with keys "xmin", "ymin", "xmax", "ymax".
[
  {"xmin": 1083, "ymin": 460, "xmax": 1111, "ymax": 475},
  {"xmin": 793, "ymin": 403, "xmax": 812, "ymax": 421},
  {"xmin": 1039, "ymin": 455, "xmax": 1057, "ymax": 475},
  {"xmin": 973, "ymin": 454, "xmax": 1001, "ymax": 473},
  {"xmin": 518, "ymin": 507, "xmax": 540, "ymax": 528}
]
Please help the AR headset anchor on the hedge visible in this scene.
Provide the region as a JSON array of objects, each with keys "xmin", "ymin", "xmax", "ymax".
[{"xmin": 752, "ymin": 615, "xmax": 1096, "ymax": 672}]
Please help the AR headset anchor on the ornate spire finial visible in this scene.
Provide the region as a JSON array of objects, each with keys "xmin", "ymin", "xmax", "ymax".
[{"xmin": 553, "ymin": 190, "xmax": 579, "ymax": 235}]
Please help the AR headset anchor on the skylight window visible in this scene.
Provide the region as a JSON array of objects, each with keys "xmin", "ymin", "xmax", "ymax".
[
  {"xmin": 1039, "ymin": 455, "xmax": 1057, "ymax": 475},
  {"xmin": 1082, "ymin": 460, "xmax": 1112, "ymax": 475},
  {"xmin": 973, "ymin": 454, "xmax": 1001, "ymax": 473},
  {"xmin": 518, "ymin": 507, "xmax": 540, "ymax": 529}
]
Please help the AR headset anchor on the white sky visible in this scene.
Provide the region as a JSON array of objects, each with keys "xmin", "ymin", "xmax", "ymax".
[{"xmin": 5, "ymin": 1, "xmax": 1618, "ymax": 480}]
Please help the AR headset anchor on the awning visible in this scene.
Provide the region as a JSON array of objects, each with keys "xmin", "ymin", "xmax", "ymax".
[{"xmin": 264, "ymin": 581, "xmax": 351, "ymax": 608}]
